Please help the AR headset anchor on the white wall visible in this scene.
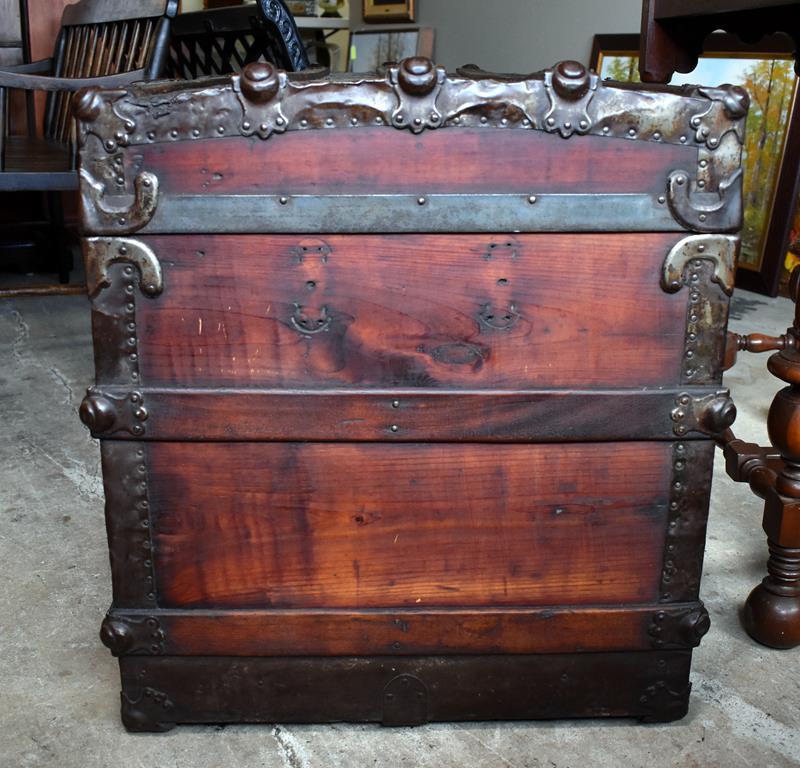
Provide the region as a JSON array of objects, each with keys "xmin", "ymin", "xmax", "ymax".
[{"xmin": 353, "ymin": 0, "xmax": 642, "ymax": 72}]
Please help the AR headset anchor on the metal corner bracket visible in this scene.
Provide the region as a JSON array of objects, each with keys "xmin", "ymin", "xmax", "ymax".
[
  {"xmin": 84, "ymin": 236, "xmax": 163, "ymax": 299},
  {"xmin": 661, "ymin": 234, "xmax": 739, "ymax": 297}
]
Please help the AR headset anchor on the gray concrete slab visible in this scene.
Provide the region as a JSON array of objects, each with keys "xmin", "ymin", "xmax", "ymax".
[{"xmin": 0, "ymin": 288, "xmax": 798, "ymax": 768}]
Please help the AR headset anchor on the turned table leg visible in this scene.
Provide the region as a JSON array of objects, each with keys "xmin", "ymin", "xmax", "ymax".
[{"xmin": 742, "ymin": 352, "xmax": 800, "ymax": 648}]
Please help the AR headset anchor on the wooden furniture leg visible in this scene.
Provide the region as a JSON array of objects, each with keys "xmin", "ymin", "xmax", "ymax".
[{"xmin": 724, "ymin": 271, "xmax": 800, "ymax": 648}]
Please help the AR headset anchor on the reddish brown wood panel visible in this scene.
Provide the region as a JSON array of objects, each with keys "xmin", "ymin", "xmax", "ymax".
[
  {"xmin": 136, "ymin": 233, "xmax": 688, "ymax": 388},
  {"xmin": 113, "ymin": 604, "xmax": 697, "ymax": 656},
  {"xmin": 136, "ymin": 128, "xmax": 696, "ymax": 196},
  {"xmin": 149, "ymin": 442, "xmax": 670, "ymax": 609},
  {"xmin": 99, "ymin": 388, "xmax": 701, "ymax": 442}
]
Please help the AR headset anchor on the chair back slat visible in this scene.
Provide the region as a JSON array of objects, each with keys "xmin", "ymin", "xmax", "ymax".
[{"xmin": 43, "ymin": 3, "xmax": 176, "ymax": 145}]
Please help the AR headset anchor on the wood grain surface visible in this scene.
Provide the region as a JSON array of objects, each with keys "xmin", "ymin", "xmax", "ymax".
[
  {"xmin": 136, "ymin": 232, "xmax": 688, "ymax": 388},
  {"xmin": 137, "ymin": 128, "xmax": 696, "ymax": 196},
  {"xmin": 149, "ymin": 441, "xmax": 670, "ymax": 609}
]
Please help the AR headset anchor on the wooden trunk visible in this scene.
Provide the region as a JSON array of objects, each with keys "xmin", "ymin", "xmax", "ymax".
[{"xmin": 76, "ymin": 58, "xmax": 746, "ymax": 730}]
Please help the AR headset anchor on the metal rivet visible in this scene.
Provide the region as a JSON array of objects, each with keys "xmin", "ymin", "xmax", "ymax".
[
  {"xmin": 350, "ymin": 117, "xmax": 358, "ymax": 126},
  {"xmin": 699, "ymin": 159, "xmax": 708, "ymax": 168},
  {"xmin": 390, "ymin": 425, "xmax": 399, "ymax": 432},
  {"xmin": 676, "ymin": 176, "xmax": 686, "ymax": 186},
  {"xmin": 653, "ymin": 131, "xmax": 661, "ymax": 140},
  {"xmin": 564, "ymin": 121, "xmax": 572, "ymax": 130},
  {"xmin": 118, "ymin": 217, "xmax": 126, "ymax": 225},
  {"xmin": 260, "ymin": 123, "xmax": 269, "ymax": 132},
  {"xmin": 657, "ymin": 195, "xmax": 666, "ymax": 204},
  {"xmin": 392, "ymin": 400, "xmax": 400, "ymax": 408},
  {"xmin": 279, "ymin": 196, "xmax": 289, "ymax": 205},
  {"xmin": 414, "ymin": 117, "xmax": 422, "ymax": 126},
  {"xmin": 709, "ymin": 137, "xmax": 718, "ymax": 147},
  {"xmin": 699, "ymin": 214, "xmax": 707, "ymax": 222},
  {"xmin": 242, "ymin": 121, "xmax": 251, "ymax": 130},
  {"xmin": 192, "ymin": 129, "xmax": 200, "ymax": 137},
  {"xmin": 300, "ymin": 119, "xmax": 308, "ymax": 127},
  {"xmin": 480, "ymin": 116, "xmax": 488, "ymax": 124},
  {"xmin": 126, "ymin": 303, "xmax": 135, "ymax": 312},
  {"xmin": 395, "ymin": 114, "xmax": 404, "ymax": 124},
  {"xmin": 217, "ymin": 126, "xmax": 225, "ymax": 134},
  {"xmin": 105, "ymin": 140, "xmax": 116, "ymax": 151},
  {"xmin": 417, "ymin": 197, "xmax": 426, "ymax": 205},
  {"xmin": 579, "ymin": 120, "xmax": 588, "ymax": 129},
  {"xmin": 130, "ymin": 353, "xmax": 138, "ymax": 361},
  {"xmin": 697, "ymin": 180, "xmax": 705, "ymax": 188},
  {"xmin": 147, "ymin": 131, "xmax": 155, "ymax": 141},
  {"xmin": 697, "ymin": 244, "xmax": 705, "ymax": 252},
  {"xmin": 375, "ymin": 117, "xmax": 383, "ymax": 124},
  {"xmin": 528, "ymin": 195, "xmax": 537, "ymax": 204},
  {"xmin": 170, "ymin": 129, "xmax": 178, "ymax": 139},
  {"xmin": 501, "ymin": 118, "xmax": 509, "ymax": 126},
  {"xmin": 522, "ymin": 119, "xmax": 531, "ymax": 127},
  {"xmin": 546, "ymin": 117, "xmax": 555, "ymax": 126},
  {"xmin": 680, "ymin": 135, "xmax": 687, "ymax": 143},
  {"xmin": 628, "ymin": 127, "xmax": 636, "ymax": 136},
  {"xmin": 602, "ymin": 126, "xmax": 610, "ymax": 134},
  {"xmin": 276, "ymin": 117, "xmax": 285, "ymax": 126},
  {"xmin": 116, "ymin": 176, "xmax": 125, "ymax": 185},
  {"xmin": 431, "ymin": 114, "xmax": 440, "ymax": 123},
  {"xmin": 119, "ymin": 246, "xmax": 128, "ymax": 256}
]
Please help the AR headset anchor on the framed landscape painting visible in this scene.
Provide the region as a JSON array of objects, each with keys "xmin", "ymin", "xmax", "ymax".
[{"xmin": 591, "ymin": 34, "xmax": 800, "ymax": 297}]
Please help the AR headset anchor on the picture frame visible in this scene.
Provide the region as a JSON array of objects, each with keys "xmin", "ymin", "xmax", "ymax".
[
  {"xmin": 363, "ymin": 0, "xmax": 415, "ymax": 24},
  {"xmin": 348, "ymin": 26, "xmax": 433, "ymax": 72},
  {"xmin": 591, "ymin": 33, "xmax": 800, "ymax": 297}
]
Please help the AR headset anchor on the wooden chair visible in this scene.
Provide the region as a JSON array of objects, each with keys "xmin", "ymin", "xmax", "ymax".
[
  {"xmin": 0, "ymin": 0, "xmax": 178, "ymax": 288},
  {"xmin": 166, "ymin": 0, "xmax": 309, "ymax": 80}
]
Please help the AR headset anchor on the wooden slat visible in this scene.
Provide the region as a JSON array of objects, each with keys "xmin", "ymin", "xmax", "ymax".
[
  {"xmin": 108, "ymin": 603, "xmax": 704, "ymax": 656},
  {"xmin": 87, "ymin": 387, "xmax": 720, "ymax": 442},
  {"xmin": 134, "ymin": 233, "xmax": 688, "ymax": 390},
  {"xmin": 148, "ymin": 441, "xmax": 669, "ymax": 609}
]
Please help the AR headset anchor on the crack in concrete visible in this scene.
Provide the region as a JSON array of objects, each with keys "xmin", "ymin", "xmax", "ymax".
[
  {"xmin": 48, "ymin": 366, "xmax": 76, "ymax": 408},
  {"xmin": 21, "ymin": 437, "xmax": 104, "ymax": 502},
  {"xmin": 271, "ymin": 726, "xmax": 310, "ymax": 768},
  {"xmin": 9, "ymin": 308, "xmax": 30, "ymax": 367}
]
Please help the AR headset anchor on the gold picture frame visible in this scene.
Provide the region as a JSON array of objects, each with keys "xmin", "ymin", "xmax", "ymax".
[{"xmin": 363, "ymin": 0, "xmax": 415, "ymax": 24}]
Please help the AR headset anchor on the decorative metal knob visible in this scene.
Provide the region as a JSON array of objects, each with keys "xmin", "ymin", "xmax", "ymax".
[
  {"xmin": 700, "ymin": 395, "xmax": 737, "ymax": 434},
  {"xmin": 79, "ymin": 392, "xmax": 116, "ymax": 433},
  {"xmin": 100, "ymin": 617, "xmax": 133, "ymax": 656},
  {"xmin": 241, "ymin": 61, "xmax": 281, "ymax": 104},
  {"xmin": 721, "ymin": 85, "xmax": 749, "ymax": 119},
  {"xmin": 551, "ymin": 60, "xmax": 590, "ymax": 101},
  {"xmin": 397, "ymin": 57, "xmax": 437, "ymax": 96},
  {"xmin": 73, "ymin": 87, "xmax": 103, "ymax": 122}
]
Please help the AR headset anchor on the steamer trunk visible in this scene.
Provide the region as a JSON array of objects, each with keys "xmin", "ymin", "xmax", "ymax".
[{"xmin": 76, "ymin": 58, "xmax": 746, "ymax": 730}]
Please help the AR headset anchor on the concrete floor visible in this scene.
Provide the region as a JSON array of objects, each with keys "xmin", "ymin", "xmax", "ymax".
[{"xmin": 0, "ymin": 287, "xmax": 798, "ymax": 768}]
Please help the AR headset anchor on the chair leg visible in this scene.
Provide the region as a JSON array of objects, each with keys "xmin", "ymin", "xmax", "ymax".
[{"xmin": 46, "ymin": 191, "xmax": 71, "ymax": 284}]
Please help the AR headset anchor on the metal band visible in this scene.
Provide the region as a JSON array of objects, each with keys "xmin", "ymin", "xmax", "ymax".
[{"xmin": 143, "ymin": 192, "xmax": 682, "ymax": 234}]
